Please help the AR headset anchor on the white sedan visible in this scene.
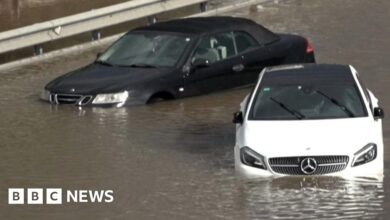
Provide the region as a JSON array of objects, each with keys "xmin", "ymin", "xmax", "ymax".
[{"xmin": 233, "ymin": 64, "xmax": 384, "ymax": 178}]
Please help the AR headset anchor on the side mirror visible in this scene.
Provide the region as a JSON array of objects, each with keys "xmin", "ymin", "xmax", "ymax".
[
  {"xmin": 373, "ymin": 107, "xmax": 384, "ymax": 119},
  {"xmin": 191, "ymin": 58, "xmax": 210, "ymax": 70},
  {"xmin": 233, "ymin": 111, "xmax": 244, "ymax": 124}
]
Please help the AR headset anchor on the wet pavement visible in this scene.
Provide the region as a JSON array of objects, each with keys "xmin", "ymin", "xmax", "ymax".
[{"xmin": 0, "ymin": 0, "xmax": 390, "ymax": 219}]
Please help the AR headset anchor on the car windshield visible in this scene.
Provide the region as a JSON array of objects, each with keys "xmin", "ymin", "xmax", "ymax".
[
  {"xmin": 249, "ymin": 71, "xmax": 368, "ymax": 120},
  {"xmin": 97, "ymin": 32, "xmax": 192, "ymax": 67}
]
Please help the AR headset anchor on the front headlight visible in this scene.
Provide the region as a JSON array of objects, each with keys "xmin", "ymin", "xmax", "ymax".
[
  {"xmin": 351, "ymin": 143, "xmax": 377, "ymax": 167},
  {"xmin": 40, "ymin": 89, "xmax": 50, "ymax": 101},
  {"xmin": 240, "ymin": 146, "xmax": 267, "ymax": 170},
  {"xmin": 92, "ymin": 91, "xmax": 129, "ymax": 105}
]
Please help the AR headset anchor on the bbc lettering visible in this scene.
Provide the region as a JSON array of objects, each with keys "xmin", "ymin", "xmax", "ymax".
[
  {"xmin": 8, "ymin": 188, "xmax": 113, "ymax": 205},
  {"xmin": 9, "ymin": 188, "xmax": 62, "ymax": 205},
  {"xmin": 9, "ymin": 188, "xmax": 24, "ymax": 204}
]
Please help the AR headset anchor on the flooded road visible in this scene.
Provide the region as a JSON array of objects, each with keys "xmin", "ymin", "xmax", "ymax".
[{"xmin": 0, "ymin": 0, "xmax": 389, "ymax": 219}]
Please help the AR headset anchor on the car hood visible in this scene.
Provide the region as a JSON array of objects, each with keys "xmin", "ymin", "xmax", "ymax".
[
  {"xmin": 242, "ymin": 117, "xmax": 378, "ymax": 157},
  {"xmin": 46, "ymin": 63, "xmax": 174, "ymax": 94}
]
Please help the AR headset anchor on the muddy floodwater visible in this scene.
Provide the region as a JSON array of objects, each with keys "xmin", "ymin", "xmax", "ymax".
[{"xmin": 0, "ymin": 0, "xmax": 390, "ymax": 219}]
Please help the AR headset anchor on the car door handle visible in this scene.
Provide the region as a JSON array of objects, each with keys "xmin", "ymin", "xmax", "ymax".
[{"xmin": 232, "ymin": 64, "xmax": 245, "ymax": 72}]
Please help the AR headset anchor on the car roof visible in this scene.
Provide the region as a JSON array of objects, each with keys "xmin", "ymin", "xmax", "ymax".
[
  {"xmin": 262, "ymin": 64, "xmax": 355, "ymax": 85},
  {"xmin": 135, "ymin": 16, "xmax": 255, "ymax": 34},
  {"xmin": 132, "ymin": 16, "xmax": 280, "ymax": 44},
  {"xmin": 266, "ymin": 64, "xmax": 351, "ymax": 73}
]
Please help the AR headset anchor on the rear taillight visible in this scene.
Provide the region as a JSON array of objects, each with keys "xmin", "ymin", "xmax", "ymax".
[{"xmin": 305, "ymin": 39, "xmax": 314, "ymax": 53}]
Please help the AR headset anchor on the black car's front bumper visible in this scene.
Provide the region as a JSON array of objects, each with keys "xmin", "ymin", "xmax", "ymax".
[{"xmin": 41, "ymin": 91, "xmax": 146, "ymax": 107}]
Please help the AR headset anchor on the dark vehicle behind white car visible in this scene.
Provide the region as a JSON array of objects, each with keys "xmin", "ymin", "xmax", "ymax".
[{"xmin": 41, "ymin": 16, "xmax": 315, "ymax": 107}]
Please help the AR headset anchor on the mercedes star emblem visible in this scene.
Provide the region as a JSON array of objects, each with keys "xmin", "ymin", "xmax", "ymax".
[{"xmin": 300, "ymin": 157, "xmax": 317, "ymax": 175}]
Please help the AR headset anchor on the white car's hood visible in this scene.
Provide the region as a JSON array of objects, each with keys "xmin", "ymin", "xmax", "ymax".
[{"xmin": 242, "ymin": 117, "xmax": 378, "ymax": 157}]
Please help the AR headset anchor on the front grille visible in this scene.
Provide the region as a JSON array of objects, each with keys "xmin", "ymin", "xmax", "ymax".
[
  {"xmin": 56, "ymin": 94, "xmax": 82, "ymax": 104},
  {"xmin": 50, "ymin": 93, "xmax": 92, "ymax": 105},
  {"xmin": 269, "ymin": 156, "xmax": 349, "ymax": 175}
]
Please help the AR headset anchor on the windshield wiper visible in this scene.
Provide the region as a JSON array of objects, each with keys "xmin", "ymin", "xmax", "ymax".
[
  {"xmin": 270, "ymin": 97, "xmax": 306, "ymax": 120},
  {"xmin": 315, "ymin": 90, "xmax": 355, "ymax": 117},
  {"xmin": 94, "ymin": 60, "xmax": 114, "ymax": 66},
  {"xmin": 126, "ymin": 63, "xmax": 157, "ymax": 68}
]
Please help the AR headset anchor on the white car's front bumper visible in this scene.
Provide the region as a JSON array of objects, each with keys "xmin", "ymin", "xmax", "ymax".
[{"xmin": 234, "ymin": 145, "xmax": 383, "ymax": 179}]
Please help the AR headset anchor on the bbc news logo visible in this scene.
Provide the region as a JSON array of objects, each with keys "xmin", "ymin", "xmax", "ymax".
[{"xmin": 8, "ymin": 188, "xmax": 114, "ymax": 205}]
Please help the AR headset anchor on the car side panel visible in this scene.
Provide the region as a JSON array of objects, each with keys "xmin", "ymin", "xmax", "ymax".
[
  {"xmin": 183, "ymin": 55, "xmax": 243, "ymax": 96},
  {"xmin": 237, "ymin": 47, "xmax": 282, "ymax": 87}
]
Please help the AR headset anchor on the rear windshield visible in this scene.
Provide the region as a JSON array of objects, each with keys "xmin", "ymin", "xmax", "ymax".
[{"xmin": 249, "ymin": 70, "xmax": 368, "ymax": 120}]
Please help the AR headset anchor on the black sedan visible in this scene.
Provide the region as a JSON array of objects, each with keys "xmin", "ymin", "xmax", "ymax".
[{"xmin": 41, "ymin": 16, "xmax": 315, "ymax": 107}]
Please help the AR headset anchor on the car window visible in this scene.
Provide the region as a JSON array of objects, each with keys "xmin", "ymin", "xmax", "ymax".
[
  {"xmin": 191, "ymin": 32, "xmax": 237, "ymax": 64},
  {"xmin": 249, "ymin": 71, "xmax": 368, "ymax": 120},
  {"xmin": 234, "ymin": 31, "xmax": 259, "ymax": 53},
  {"xmin": 98, "ymin": 32, "xmax": 191, "ymax": 67}
]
